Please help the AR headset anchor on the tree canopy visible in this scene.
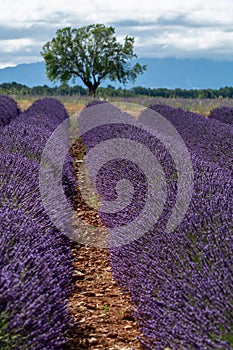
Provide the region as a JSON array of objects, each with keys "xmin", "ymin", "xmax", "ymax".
[{"xmin": 41, "ymin": 23, "xmax": 147, "ymax": 95}]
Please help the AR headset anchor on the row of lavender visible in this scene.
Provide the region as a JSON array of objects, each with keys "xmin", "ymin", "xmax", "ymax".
[
  {"xmin": 208, "ymin": 106, "xmax": 233, "ymax": 125},
  {"xmin": 0, "ymin": 95, "xmax": 74, "ymax": 349},
  {"xmin": 80, "ymin": 102, "xmax": 233, "ymax": 349}
]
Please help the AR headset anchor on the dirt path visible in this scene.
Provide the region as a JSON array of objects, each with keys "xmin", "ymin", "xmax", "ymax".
[
  {"xmin": 64, "ymin": 243, "xmax": 144, "ymax": 350},
  {"xmin": 63, "ymin": 139, "xmax": 145, "ymax": 349}
]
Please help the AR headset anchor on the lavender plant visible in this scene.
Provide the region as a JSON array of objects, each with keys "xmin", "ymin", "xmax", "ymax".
[
  {"xmin": 208, "ymin": 106, "xmax": 233, "ymax": 125},
  {"xmin": 0, "ymin": 97, "xmax": 75, "ymax": 349},
  {"xmin": 0, "ymin": 122, "xmax": 51, "ymax": 161},
  {"xmin": 0, "ymin": 205, "xmax": 73, "ymax": 350},
  {"xmin": 80, "ymin": 102, "xmax": 233, "ymax": 349},
  {"xmin": 85, "ymin": 99, "xmax": 107, "ymax": 108},
  {"xmin": 109, "ymin": 156, "xmax": 232, "ymax": 350},
  {"xmin": 20, "ymin": 97, "xmax": 69, "ymax": 124},
  {"xmin": 0, "ymin": 97, "xmax": 76, "ymax": 202},
  {"xmin": 149, "ymin": 104, "xmax": 233, "ymax": 170},
  {"xmin": 0, "ymin": 94, "xmax": 20, "ymax": 126}
]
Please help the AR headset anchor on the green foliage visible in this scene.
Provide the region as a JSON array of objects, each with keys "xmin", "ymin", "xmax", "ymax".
[
  {"xmin": 0, "ymin": 82, "xmax": 87, "ymax": 96},
  {"xmin": 101, "ymin": 305, "xmax": 110, "ymax": 311},
  {"xmin": 41, "ymin": 23, "xmax": 147, "ymax": 95},
  {"xmin": 0, "ymin": 311, "xmax": 25, "ymax": 350},
  {"xmin": 1, "ymin": 82, "xmax": 233, "ymax": 100}
]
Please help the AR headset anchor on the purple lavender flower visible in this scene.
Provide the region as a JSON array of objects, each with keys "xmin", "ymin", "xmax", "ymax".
[
  {"xmin": 0, "ymin": 97, "xmax": 75, "ymax": 349},
  {"xmin": 209, "ymin": 106, "xmax": 233, "ymax": 125},
  {"xmin": 79, "ymin": 102, "xmax": 233, "ymax": 349},
  {"xmin": 0, "ymin": 94, "xmax": 20, "ymax": 126}
]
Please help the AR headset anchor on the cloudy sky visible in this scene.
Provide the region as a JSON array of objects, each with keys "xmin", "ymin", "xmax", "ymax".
[{"xmin": 0, "ymin": 0, "xmax": 233, "ymax": 68}]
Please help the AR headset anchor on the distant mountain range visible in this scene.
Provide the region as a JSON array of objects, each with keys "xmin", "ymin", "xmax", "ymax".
[{"xmin": 0, "ymin": 58, "xmax": 233, "ymax": 89}]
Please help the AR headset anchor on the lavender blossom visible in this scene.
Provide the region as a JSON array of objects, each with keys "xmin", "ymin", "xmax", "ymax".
[
  {"xmin": 80, "ymin": 102, "xmax": 233, "ymax": 349},
  {"xmin": 208, "ymin": 106, "xmax": 233, "ymax": 125},
  {"xmin": 0, "ymin": 94, "xmax": 20, "ymax": 126}
]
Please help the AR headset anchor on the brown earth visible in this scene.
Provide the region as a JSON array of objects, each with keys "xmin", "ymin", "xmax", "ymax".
[
  {"xmin": 64, "ymin": 243, "xmax": 145, "ymax": 350},
  {"xmin": 63, "ymin": 139, "xmax": 145, "ymax": 350}
]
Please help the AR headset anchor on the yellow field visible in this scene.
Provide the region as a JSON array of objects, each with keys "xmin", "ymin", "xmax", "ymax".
[
  {"xmin": 14, "ymin": 95, "xmax": 233, "ymax": 118},
  {"xmin": 16, "ymin": 97, "xmax": 85, "ymax": 115}
]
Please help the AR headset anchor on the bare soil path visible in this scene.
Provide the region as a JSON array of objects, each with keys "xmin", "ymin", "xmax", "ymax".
[
  {"xmin": 64, "ymin": 243, "xmax": 144, "ymax": 350},
  {"xmin": 63, "ymin": 139, "xmax": 145, "ymax": 350}
]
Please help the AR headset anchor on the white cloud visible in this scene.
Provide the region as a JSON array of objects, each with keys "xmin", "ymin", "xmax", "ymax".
[
  {"xmin": 150, "ymin": 29, "xmax": 233, "ymax": 51},
  {"xmin": 0, "ymin": 0, "xmax": 233, "ymax": 67},
  {"xmin": 0, "ymin": 39, "xmax": 35, "ymax": 53}
]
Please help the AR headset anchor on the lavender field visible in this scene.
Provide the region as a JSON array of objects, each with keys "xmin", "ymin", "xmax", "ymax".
[
  {"xmin": 0, "ymin": 95, "xmax": 232, "ymax": 349},
  {"xmin": 0, "ymin": 96, "xmax": 74, "ymax": 349},
  {"xmin": 80, "ymin": 101, "xmax": 233, "ymax": 349}
]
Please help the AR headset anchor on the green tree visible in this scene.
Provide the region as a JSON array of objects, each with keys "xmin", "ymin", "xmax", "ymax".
[{"xmin": 41, "ymin": 23, "xmax": 147, "ymax": 96}]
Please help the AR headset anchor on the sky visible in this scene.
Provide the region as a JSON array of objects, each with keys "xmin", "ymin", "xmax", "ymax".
[{"xmin": 0, "ymin": 0, "xmax": 233, "ymax": 68}]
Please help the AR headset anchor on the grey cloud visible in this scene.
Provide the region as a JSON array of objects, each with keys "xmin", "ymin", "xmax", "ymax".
[
  {"xmin": 223, "ymin": 27, "xmax": 233, "ymax": 32},
  {"xmin": 155, "ymin": 14, "xmax": 206, "ymax": 28},
  {"xmin": 0, "ymin": 46, "xmax": 42, "ymax": 67},
  {"xmin": 0, "ymin": 11, "xmax": 87, "ymax": 42},
  {"xmin": 1, "ymin": 11, "xmax": 233, "ymax": 68},
  {"xmin": 135, "ymin": 43, "xmax": 233, "ymax": 61},
  {"xmin": 156, "ymin": 14, "xmax": 233, "ymax": 29},
  {"xmin": 110, "ymin": 14, "xmax": 233, "ymax": 30},
  {"xmin": 109, "ymin": 19, "xmax": 155, "ymax": 27},
  {"xmin": 0, "ymin": 24, "xmax": 57, "ymax": 41},
  {"xmin": 103, "ymin": 19, "xmax": 233, "ymax": 61},
  {"xmin": 0, "ymin": 12, "xmax": 90, "ymax": 67},
  {"xmin": 135, "ymin": 33, "xmax": 233, "ymax": 61}
]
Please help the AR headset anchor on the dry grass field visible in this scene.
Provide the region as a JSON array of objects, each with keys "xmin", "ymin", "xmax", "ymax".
[{"xmin": 14, "ymin": 94, "xmax": 233, "ymax": 118}]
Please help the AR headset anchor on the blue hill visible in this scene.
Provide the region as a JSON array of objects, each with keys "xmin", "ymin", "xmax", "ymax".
[
  {"xmin": 0, "ymin": 62, "xmax": 52, "ymax": 87},
  {"xmin": 0, "ymin": 58, "xmax": 233, "ymax": 89}
]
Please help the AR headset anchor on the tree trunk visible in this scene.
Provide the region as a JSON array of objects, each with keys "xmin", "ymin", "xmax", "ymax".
[
  {"xmin": 87, "ymin": 82, "xmax": 99, "ymax": 97},
  {"xmin": 88, "ymin": 86, "xmax": 96, "ymax": 96}
]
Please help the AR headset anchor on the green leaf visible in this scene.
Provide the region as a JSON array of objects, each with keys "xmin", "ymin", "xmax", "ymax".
[{"xmin": 41, "ymin": 23, "xmax": 147, "ymax": 95}]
